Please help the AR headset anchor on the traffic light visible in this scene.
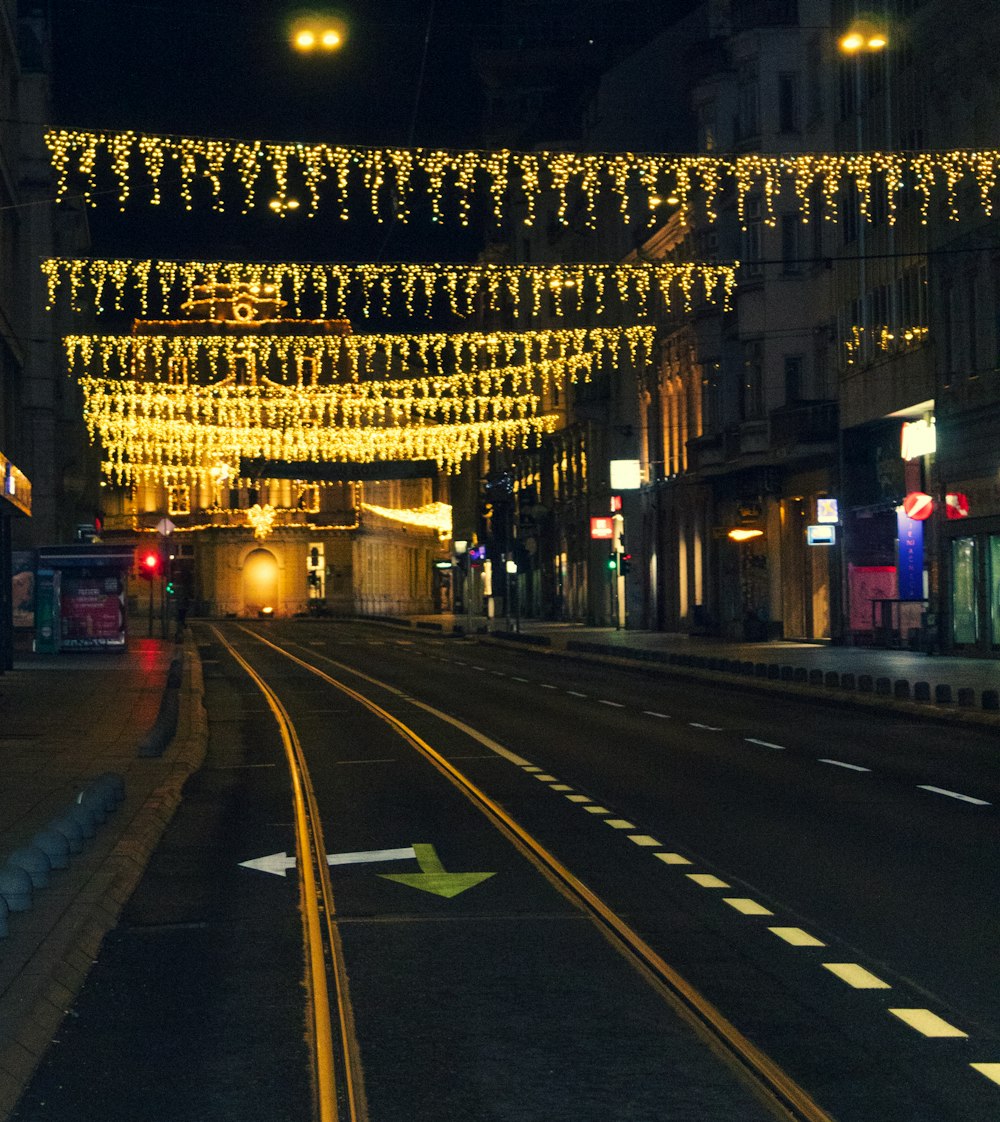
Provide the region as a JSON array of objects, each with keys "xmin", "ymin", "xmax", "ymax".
[
  {"xmin": 607, "ymin": 553, "xmax": 617, "ymax": 571},
  {"xmin": 166, "ymin": 580, "xmax": 176, "ymax": 596},
  {"xmin": 138, "ymin": 550, "xmax": 161, "ymax": 580},
  {"xmin": 620, "ymin": 553, "xmax": 632, "ymax": 576}
]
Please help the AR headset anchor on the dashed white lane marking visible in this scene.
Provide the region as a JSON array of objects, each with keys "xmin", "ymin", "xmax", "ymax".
[
  {"xmin": 971, "ymin": 1064, "xmax": 1000, "ymax": 1086},
  {"xmin": 566, "ymin": 690, "xmax": 587, "ymax": 698},
  {"xmin": 533, "ymin": 774, "xmax": 557, "ymax": 782},
  {"xmin": 628, "ymin": 835, "xmax": 662, "ymax": 847},
  {"xmin": 819, "ymin": 758, "xmax": 872, "ymax": 773},
  {"xmin": 745, "ymin": 738, "xmax": 786, "ymax": 750},
  {"xmin": 769, "ymin": 927, "xmax": 826, "ymax": 947},
  {"xmin": 566, "ymin": 794, "xmax": 591, "ymax": 803},
  {"xmin": 584, "ymin": 805, "xmax": 610, "ymax": 814},
  {"xmin": 550, "ymin": 783, "xmax": 574, "ymax": 792},
  {"xmin": 690, "ymin": 722, "xmax": 722, "ymax": 731},
  {"xmin": 656, "ymin": 853, "xmax": 692, "ymax": 865},
  {"xmin": 512, "ymin": 677, "xmax": 529, "ymax": 683},
  {"xmin": 471, "ymin": 665, "xmax": 486, "ymax": 671},
  {"xmin": 644, "ymin": 710, "xmax": 671, "ymax": 719},
  {"xmin": 605, "ymin": 819, "xmax": 636, "ymax": 830},
  {"xmin": 687, "ymin": 874, "xmax": 730, "ymax": 888},
  {"xmin": 541, "ymin": 683, "xmax": 558, "ymax": 690},
  {"xmin": 598, "ymin": 699, "xmax": 625, "ymax": 708},
  {"xmin": 889, "ymin": 1008, "xmax": 968, "ymax": 1038},
  {"xmin": 724, "ymin": 898, "xmax": 774, "ymax": 916},
  {"xmin": 917, "ymin": 785, "xmax": 991, "ymax": 807},
  {"xmin": 823, "ymin": 963, "xmax": 891, "ymax": 989},
  {"xmin": 491, "ymin": 670, "xmax": 506, "ymax": 677}
]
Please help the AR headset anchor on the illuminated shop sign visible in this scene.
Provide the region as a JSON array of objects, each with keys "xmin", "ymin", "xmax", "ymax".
[{"xmin": 900, "ymin": 418, "xmax": 936, "ymax": 461}]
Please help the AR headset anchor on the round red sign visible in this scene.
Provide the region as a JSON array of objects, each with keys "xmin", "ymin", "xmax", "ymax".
[{"xmin": 902, "ymin": 491, "xmax": 933, "ymax": 521}]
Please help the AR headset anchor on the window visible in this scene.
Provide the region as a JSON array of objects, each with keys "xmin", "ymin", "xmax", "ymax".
[
  {"xmin": 777, "ymin": 72, "xmax": 800, "ymax": 133},
  {"xmin": 231, "ymin": 353, "xmax": 255, "ymax": 385},
  {"xmin": 298, "ymin": 355, "xmax": 318, "ymax": 384},
  {"xmin": 742, "ymin": 340, "xmax": 764, "ymax": 421},
  {"xmin": 952, "ymin": 537, "xmax": 978, "ymax": 645},
  {"xmin": 784, "ymin": 355, "xmax": 804, "ymax": 403},
  {"xmin": 742, "ymin": 198, "xmax": 763, "ymax": 279},
  {"xmin": 781, "ymin": 214, "xmax": 802, "ymax": 274},
  {"xmin": 736, "ymin": 62, "xmax": 760, "ymax": 141},
  {"xmin": 167, "ymin": 356, "xmax": 188, "ymax": 385},
  {"xmin": 167, "ymin": 485, "xmax": 191, "ymax": 515},
  {"xmin": 806, "ymin": 37, "xmax": 823, "ymax": 123}
]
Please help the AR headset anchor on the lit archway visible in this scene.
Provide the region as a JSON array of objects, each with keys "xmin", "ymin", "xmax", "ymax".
[{"xmin": 242, "ymin": 548, "xmax": 279, "ymax": 616}]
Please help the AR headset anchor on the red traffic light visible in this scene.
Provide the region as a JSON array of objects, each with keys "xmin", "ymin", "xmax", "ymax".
[{"xmin": 138, "ymin": 550, "xmax": 161, "ymax": 579}]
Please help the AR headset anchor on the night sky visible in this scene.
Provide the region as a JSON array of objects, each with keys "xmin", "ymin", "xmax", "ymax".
[{"xmin": 49, "ymin": 0, "xmax": 503, "ymax": 266}]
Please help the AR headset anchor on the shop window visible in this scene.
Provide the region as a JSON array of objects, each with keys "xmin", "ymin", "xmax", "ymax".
[
  {"xmin": 990, "ymin": 536, "xmax": 1000, "ymax": 647},
  {"xmin": 952, "ymin": 537, "xmax": 978, "ymax": 645}
]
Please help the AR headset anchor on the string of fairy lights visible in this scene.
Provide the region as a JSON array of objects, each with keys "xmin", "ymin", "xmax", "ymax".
[
  {"xmin": 63, "ymin": 324, "xmax": 656, "ymax": 383},
  {"xmin": 45, "ymin": 127, "xmax": 1000, "ymax": 228},
  {"xmin": 40, "ymin": 257, "xmax": 738, "ymax": 319}
]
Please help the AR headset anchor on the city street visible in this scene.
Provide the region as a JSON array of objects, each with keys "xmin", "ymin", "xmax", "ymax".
[{"xmin": 12, "ymin": 621, "xmax": 1000, "ymax": 1121}]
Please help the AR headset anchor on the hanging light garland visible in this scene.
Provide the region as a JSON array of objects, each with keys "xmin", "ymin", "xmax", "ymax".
[
  {"xmin": 843, "ymin": 324, "xmax": 930, "ymax": 365},
  {"xmin": 63, "ymin": 324, "xmax": 656, "ymax": 382},
  {"xmin": 44, "ymin": 127, "xmax": 1000, "ymax": 229},
  {"xmin": 41, "ymin": 257, "xmax": 737, "ymax": 319},
  {"xmin": 360, "ymin": 501, "xmax": 452, "ymax": 536}
]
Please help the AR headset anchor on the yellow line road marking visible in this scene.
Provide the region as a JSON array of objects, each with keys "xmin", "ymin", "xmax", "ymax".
[
  {"xmin": 687, "ymin": 874, "xmax": 730, "ymax": 888},
  {"xmin": 724, "ymin": 898, "xmax": 774, "ymax": 916},
  {"xmin": 769, "ymin": 927, "xmax": 826, "ymax": 947},
  {"xmin": 584, "ymin": 805, "xmax": 610, "ymax": 814},
  {"xmin": 628, "ymin": 835, "xmax": 662, "ymax": 847},
  {"xmin": 889, "ymin": 1009, "xmax": 968, "ymax": 1037},
  {"xmin": 606, "ymin": 819, "xmax": 636, "ymax": 829},
  {"xmin": 822, "ymin": 963, "xmax": 890, "ymax": 989},
  {"xmin": 247, "ymin": 626, "xmax": 838, "ymax": 1122},
  {"xmin": 550, "ymin": 784, "xmax": 573, "ymax": 791},
  {"xmin": 656, "ymin": 853, "xmax": 691, "ymax": 865},
  {"xmin": 971, "ymin": 1064, "xmax": 1000, "ymax": 1085},
  {"xmin": 533, "ymin": 774, "xmax": 558, "ymax": 781},
  {"xmin": 566, "ymin": 794, "xmax": 591, "ymax": 803}
]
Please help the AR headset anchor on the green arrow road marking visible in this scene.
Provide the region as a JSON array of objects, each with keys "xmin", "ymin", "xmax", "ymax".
[{"xmin": 379, "ymin": 843, "xmax": 495, "ymax": 899}]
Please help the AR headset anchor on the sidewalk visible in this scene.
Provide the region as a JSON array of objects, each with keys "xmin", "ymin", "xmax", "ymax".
[
  {"xmin": 391, "ymin": 613, "xmax": 1000, "ymax": 722},
  {"xmin": 0, "ymin": 634, "xmax": 207, "ymax": 1120}
]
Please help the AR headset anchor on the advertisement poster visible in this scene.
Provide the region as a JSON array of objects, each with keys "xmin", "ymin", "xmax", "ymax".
[
  {"xmin": 848, "ymin": 564, "xmax": 897, "ymax": 633},
  {"xmin": 12, "ymin": 550, "xmax": 35, "ymax": 630},
  {"xmin": 896, "ymin": 510, "xmax": 925, "ymax": 601},
  {"xmin": 60, "ymin": 575, "xmax": 126, "ymax": 650}
]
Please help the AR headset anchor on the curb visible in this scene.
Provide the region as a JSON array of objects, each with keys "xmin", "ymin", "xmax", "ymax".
[
  {"xmin": 475, "ymin": 631, "xmax": 1000, "ymax": 731},
  {"xmin": 0, "ymin": 635, "xmax": 208, "ymax": 1120}
]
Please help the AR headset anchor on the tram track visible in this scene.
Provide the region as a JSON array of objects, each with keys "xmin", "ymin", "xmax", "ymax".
[
  {"xmin": 225, "ymin": 622, "xmax": 837, "ymax": 1122},
  {"xmin": 210, "ymin": 626, "xmax": 368, "ymax": 1122}
]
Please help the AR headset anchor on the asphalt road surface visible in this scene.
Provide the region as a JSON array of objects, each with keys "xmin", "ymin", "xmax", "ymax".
[{"xmin": 13, "ymin": 619, "xmax": 1000, "ymax": 1121}]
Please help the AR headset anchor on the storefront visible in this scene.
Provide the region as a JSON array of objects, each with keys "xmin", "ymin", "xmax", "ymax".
[{"xmin": 1, "ymin": 452, "xmax": 31, "ymax": 670}]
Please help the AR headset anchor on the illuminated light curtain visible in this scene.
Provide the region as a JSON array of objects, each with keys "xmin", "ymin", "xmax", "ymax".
[
  {"xmin": 45, "ymin": 127, "xmax": 1000, "ymax": 229},
  {"xmin": 63, "ymin": 325, "xmax": 656, "ymax": 382},
  {"xmin": 359, "ymin": 501, "xmax": 452, "ymax": 535},
  {"xmin": 40, "ymin": 257, "xmax": 738, "ymax": 319}
]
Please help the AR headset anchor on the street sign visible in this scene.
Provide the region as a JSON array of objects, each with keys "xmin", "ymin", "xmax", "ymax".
[{"xmin": 590, "ymin": 516, "xmax": 614, "ymax": 539}]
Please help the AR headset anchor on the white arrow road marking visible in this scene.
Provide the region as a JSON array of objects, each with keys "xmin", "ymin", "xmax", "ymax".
[{"xmin": 240, "ymin": 846, "xmax": 417, "ymax": 878}]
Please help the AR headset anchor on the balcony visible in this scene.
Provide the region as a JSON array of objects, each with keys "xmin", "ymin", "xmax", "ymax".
[{"xmin": 769, "ymin": 400, "xmax": 838, "ymax": 450}]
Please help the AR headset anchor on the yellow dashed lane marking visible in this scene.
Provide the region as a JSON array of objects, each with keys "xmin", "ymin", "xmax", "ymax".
[
  {"xmin": 769, "ymin": 927, "xmax": 826, "ymax": 947},
  {"xmin": 533, "ymin": 774, "xmax": 557, "ymax": 782},
  {"xmin": 566, "ymin": 794, "xmax": 591, "ymax": 803},
  {"xmin": 971, "ymin": 1064, "xmax": 1000, "ymax": 1086},
  {"xmin": 823, "ymin": 963, "xmax": 891, "ymax": 989},
  {"xmin": 687, "ymin": 874, "xmax": 730, "ymax": 888},
  {"xmin": 889, "ymin": 1009, "xmax": 968, "ymax": 1038},
  {"xmin": 656, "ymin": 853, "xmax": 691, "ymax": 865},
  {"xmin": 605, "ymin": 819, "xmax": 636, "ymax": 829},
  {"xmin": 724, "ymin": 898, "xmax": 774, "ymax": 916},
  {"xmin": 550, "ymin": 784, "xmax": 573, "ymax": 792},
  {"xmin": 584, "ymin": 805, "xmax": 610, "ymax": 814},
  {"xmin": 628, "ymin": 835, "xmax": 662, "ymax": 847}
]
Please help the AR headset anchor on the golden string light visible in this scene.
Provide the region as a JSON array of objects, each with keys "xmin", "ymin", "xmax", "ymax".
[
  {"xmin": 63, "ymin": 324, "xmax": 656, "ymax": 383},
  {"xmin": 44, "ymin": 128, "xmax": 1000, "ymax": 229},
  {"xmin": 361, "ymin": 501, "xmax": 452, "ymax": 535},
  {"xmin": 843, "ymin": 324, "xmax": 929, "ymax": 365},
  {"xmin": 41, "ymin": 257, "xmax": 737, "ymax": 319}
]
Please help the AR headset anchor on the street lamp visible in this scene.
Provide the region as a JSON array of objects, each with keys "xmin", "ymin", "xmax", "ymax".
[{"xmin": 290, "ymin": 12, "xmax": 348, "ymax": 53}]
